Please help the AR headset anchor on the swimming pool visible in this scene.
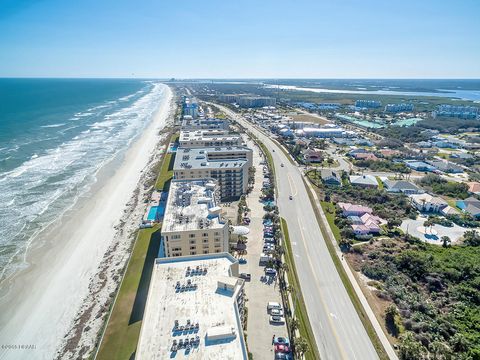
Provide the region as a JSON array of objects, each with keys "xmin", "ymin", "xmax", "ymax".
[{"xmin": 147, "ymin": 205, "xmax": 165, "ymax": 221}]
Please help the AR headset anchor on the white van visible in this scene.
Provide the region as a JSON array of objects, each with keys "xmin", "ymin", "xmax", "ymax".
[{"xmin": 267, "ymin": 301, "xmax": 282, "ymax": 311}]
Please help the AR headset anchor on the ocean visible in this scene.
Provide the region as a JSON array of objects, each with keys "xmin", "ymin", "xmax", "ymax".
[{"xmin": 0, "ymin": 78, "xmax": 166, "ymax": 284}]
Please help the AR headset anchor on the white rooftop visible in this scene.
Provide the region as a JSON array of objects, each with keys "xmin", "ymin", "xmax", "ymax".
[
  {"xmin": 180, "ymin": 129, "xmax": 241, "ymax": 142},
  {"xmin": 161, "ymin": 179, "xmax": 226, "ymax": 233},
  {"xmin": 136, "ymin": 253, "xmax": 247, "ymax": 360}
]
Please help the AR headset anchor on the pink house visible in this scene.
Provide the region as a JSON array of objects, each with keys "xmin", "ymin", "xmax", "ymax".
[
  {"xmin": 338, "ymin": 202, "xmax": 384, "ymax": 236},
  {"xmin": 338, "ymin": 202, "xmax": 373, "ymax": 217}
]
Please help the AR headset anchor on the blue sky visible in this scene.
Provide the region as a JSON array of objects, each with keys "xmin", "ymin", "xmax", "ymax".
[{"xmin": 0, "ymin": 0, "xmax": 479, "ymax": 78}]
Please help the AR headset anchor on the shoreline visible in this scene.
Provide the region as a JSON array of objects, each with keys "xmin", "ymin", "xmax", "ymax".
[{"xmin": 0, "ymin": 84, "xmax": 175, "ymax": 360}]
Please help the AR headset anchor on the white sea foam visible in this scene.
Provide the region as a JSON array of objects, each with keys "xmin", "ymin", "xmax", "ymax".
[
  {"xmin": 0, "ymin": 82, "xmax": 166, "ymax": 283},
  {"xmin": 40, "ymin": 123, "xmax": 66, "ymax": 128}
]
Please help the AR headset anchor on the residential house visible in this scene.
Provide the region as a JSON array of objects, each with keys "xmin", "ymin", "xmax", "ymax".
[
  {"xmin": 338, "ymin": 202, "xmax": 384, "ymax": 236},
  {"xmin": 467, "ymin": 182, "xmax": 480, "ymax": 195},
  {"xmin": 349, "ymin": 174, "xmax": 378, "ymax": 188},
  {"xmin": 303, "ymin": 149, "xmax": 323, "ymax": 163},
  {"xmin": 409, "ymin": 193, "xmax": 448, "ymax": 213},
  {"xmin": 349, "ymin": 213, "xmax": 384, "ymax": 236},
  {"xmin": 320, "ymin": 170, "xmax": 342, "ymax": 186},
  {"xmin": 378, "ymin": 149, "xmax": 400, "ymax": 158},
  {"xmin": 451, "ymin": 153, "xmax": 474, "ymax": 160},
  {"xmin": 440, "ymin": 205, "xmax": 460, "ymax": 216},
  {"xmin": 404, "ymin": 160, "xmax": 437, "ymax": 172},
  {"xmin": 416, "ymin": 141, "xmax": 432, "ymax": 148},
  {"xmin": 353, "ymin": 152, "xmax": 379, "ymax": 161},
  {"xmin": 456, "ymin": 197, "xmax": 480, "ymax": 219},
  {"xmin": 383, "ymin": 180, "xmax": 424, "ymax": 195},
  {"xmin": 426, "ymin": 160, "xmax": 463, "ymax": 174},
  {"xmin": 338, "ymin": 202, "xmax": 373, "ymax": 216}
]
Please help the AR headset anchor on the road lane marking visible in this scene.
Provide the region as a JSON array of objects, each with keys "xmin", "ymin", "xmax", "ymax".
[{"xmin": 287, "ymin": 172, "xmax": 298, "ymax": 197}]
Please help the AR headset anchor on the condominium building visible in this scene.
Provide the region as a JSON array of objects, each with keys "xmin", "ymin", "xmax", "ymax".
[
  {"xmin": 161, "ymin": 179, "xmax": 229, "ymax": 258},
  {"xmin": 179, "ymin": 130, "xmax": 243, "ymax": 148},
  {"xmin": 181, "ymin": 118, "xmax": 230, "ymax": 131},
  {"xmin": 173, "ymin": 147, "xmax": 252, "ymax": 199},
  {"xmin": 433, "ymin": 105, "xmax": 479, "ymax": 119},
  {"xmin": 183, "ymin": 99, "xmax": 199, "ymax": 118},
  {"xmin": 384, "ymin": 103, "xmax": 414, "ymax": 113},
  {"xmin": 236, "ymin": 96, "xmax": 276, "ymax": 108},
  {"xmin": 136, "ymin": 253, "xmax": 247, "ymax": 360},
  {"xmin": 218, "ymin": 94, "xmax": 239, "ymax": 103},
  {"xmin": 355, "ymin": 100, "xmax": 382, "ymax": 108}
]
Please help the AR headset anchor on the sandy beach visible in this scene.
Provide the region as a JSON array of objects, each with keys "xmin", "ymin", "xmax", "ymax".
[{"xmin": 0, "ymin": 84, "xmax": 174, "ymax": 360}]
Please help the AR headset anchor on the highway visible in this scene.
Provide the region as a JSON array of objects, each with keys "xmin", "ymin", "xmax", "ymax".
[{"xmin": 216, "ymin": 103, "xmax": 379, "ymax": 360}]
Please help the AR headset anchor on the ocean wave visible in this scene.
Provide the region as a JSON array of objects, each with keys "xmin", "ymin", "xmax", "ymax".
[
  {"xmin": 40, "ymin": 123, "xmax": 66, "ymax": 128},
  {"xmin": 0, "ymin": 82, "xmax": 167, "ymax": 283}
]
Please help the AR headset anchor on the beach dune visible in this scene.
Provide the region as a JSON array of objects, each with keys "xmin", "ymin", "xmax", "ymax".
[{"xmin": 0, "ymin": 85, "xmax": 173, "ymax": 360}]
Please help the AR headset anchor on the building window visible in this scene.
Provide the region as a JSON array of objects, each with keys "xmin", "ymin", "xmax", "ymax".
[
  {"xmin": 203, "ymin": 239, "xmax": 209, "ymax": 243},
  {"xmin": 202, "ymin": 233, "xmax": 208, "ymax": 237},
  {"xmin": 189, "ymin": 234, "xmax": 196, "ymax": 238},
  {"xmin": 190, "ymin": 246, "xmax": 196, "ymax": 250},
  {"xmin": 189, "ymin": 240, "xmax": 196, "ymax": 244},
  {"xmin": 203, "ymin": 250, "xmax": 209, "ymax": 254},
  {"xmin": 214, "ymin": 232, "xmax": 220, "ymax": 236},
  {"xmin": 215, "ymin": 249, "xmax": 221, "ymax": 253},
  {"xmin": 190, "ymin": 251, "xmax": 197, "ymax": 255},
  {"xmin": 215, "ymin": 238, "xmax": 220, "ymax": 242},
  {"xmin": 171, "ymin": 234, "xmax": 181, "ymax": 240}
]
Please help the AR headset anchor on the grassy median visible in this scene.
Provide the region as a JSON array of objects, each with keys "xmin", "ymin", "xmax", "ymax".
[{"xmin": 281, "ymin": 218, "xmax": 320, "ymax": 360}]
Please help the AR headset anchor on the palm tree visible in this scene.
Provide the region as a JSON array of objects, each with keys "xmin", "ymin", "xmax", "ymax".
[
  {"xmin": 294, "ymin": 337, "xmax": 309, "ymax": 358},
  {"xmin": 441, "ymin": 235, "xmax": 451, "ymax": 248},
  {"xmin": 288, "ymin": 317, "xmax": 299, "ymax": 334}
]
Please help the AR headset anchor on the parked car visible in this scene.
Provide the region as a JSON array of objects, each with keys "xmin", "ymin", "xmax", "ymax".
[
  {"xmin": 281, "ymin": 163, "xmax": 284, "ymax": 167},
  {"xmin": 265, "ymin": 268, "xmax": 277, "ymax": 276},
  {"xmin": 274, "ymin": 353, "xmax": 293, "ymax": 360},
  {"xmin": 270, "ymin": 315, "xmax": 285, "ymax": 324},
  {"xmin": 274, "ymin": 344, "xmax": 291, "ymax": 354},
  {"xmin": 274, "ymin": 336, "xmax": 290, "ymax": 347},
  {"xmin": 289, "ymin": 195, "xmax": 293, "ymax": 200},
  {"xmin": 267, "ymin": 301, "xmax": 282, "ymax": 311},
  {"xmin": 239, "ymin": 273, "xmax": 251, "ymax": 281},
  {"xmin": 270, "ymin": 308, "xmax": 284, "ymax": 316}
]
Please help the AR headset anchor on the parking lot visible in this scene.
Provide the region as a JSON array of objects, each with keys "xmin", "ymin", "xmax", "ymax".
[{"xmin": 238, "ymin": 137, "xmax": 288, "ymax": 359}]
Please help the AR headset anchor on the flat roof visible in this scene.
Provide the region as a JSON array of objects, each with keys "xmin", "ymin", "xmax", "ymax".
[
  {"xmin": 161, "ymin": 179, "xmax": 226, "ymax": 233},
  {"xmin": 180, "ymin": 130, "xmax": 241, "ymax": 142},
  {"xmin": 136, "ymin": 253, "xmax": 247, "ymax": 360},
  {"xmin": 174, "ymin": 147, "xmax": 249, "ymax": 170}
]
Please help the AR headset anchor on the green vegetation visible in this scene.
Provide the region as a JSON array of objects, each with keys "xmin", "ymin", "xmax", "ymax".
[
  {"xmin": 308, "ymin": 175, "xmax": 416, "ymax": 220},
  {"xmin": 353, "ymin": 159, "xmax": 411, "ymax": 173},
  {"xmin": 96, "ymin": 225, "xmax": 162, "ymax": 360},
  {"xmin": 320, "ymin": 202, "xmax": 342, "ymax": 243},
  {"xmin": 376, "ymin": 176, "xmax": 384, "ymax": 190},
  {"xmin": 353, "ymin": 237, "xmax": 480, "ymax": 359},
  {"xmin": 417, "ymin": 174, "xmax": 469, "ymax": 199},
  {"xmin": 280, "ymin": 218, "xmax": 319, "ymax": 360},
  {"xmin": 154, "ymin": 133, "xmax": 178, "ymax": 191}
]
